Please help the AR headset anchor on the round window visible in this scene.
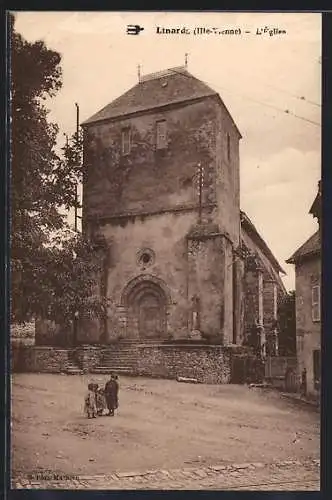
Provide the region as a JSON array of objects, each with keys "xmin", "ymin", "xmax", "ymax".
[
  {"xmin": 137, "ymin": 248, "xmax": 155, "ymax": 268},
  {"xmin": 141, "ymin": 253, "xmax": 151, "ymax": 264}
]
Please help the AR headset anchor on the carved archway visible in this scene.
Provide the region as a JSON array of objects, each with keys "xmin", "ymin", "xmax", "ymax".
[{"xmin": 120, "ymin": 275, "xmax": 171, "ymax": 339}]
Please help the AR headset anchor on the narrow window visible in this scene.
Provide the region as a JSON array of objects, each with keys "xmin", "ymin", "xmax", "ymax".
[
  {"xmin": 258, "ymin": 271, "xmax": 264, "ymax": 326},
  {"xmin": 311, "ymin": 285, "xmax": 320, "ymax": 322},
  {"xmin": 227, "ymin": 133, "xmax": 231, "ymax": 162},
  {"xmin": 273, "ymin": 284, "xmax": 278, "ymax": 320},
  {"xmin": 156, "ymin": 120, "xmax": 167, "ymax": 150},
  {"xmin": 313, "ymin": 349, "xmax": 320, "ymax": 390},
  {"xmin": 121, "ymin": 127, "xmax": 131, "ymax": 155}
]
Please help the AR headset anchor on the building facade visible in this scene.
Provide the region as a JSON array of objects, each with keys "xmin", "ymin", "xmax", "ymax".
[
  {"xmin": 69, "ymin": 66, "xmax": 285, "ymax": 349},
  {"xmin": 286, "ymin": 182, "xmax": 321, "ymax": 396}
]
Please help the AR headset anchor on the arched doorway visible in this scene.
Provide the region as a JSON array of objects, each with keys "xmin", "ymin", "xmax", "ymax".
[{"xmin": 121, "ymin": 276, "xmax": 170, "ymax": 339}]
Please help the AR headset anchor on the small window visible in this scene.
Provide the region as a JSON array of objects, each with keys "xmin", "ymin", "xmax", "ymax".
[
  {"xmin": 258, "ymin": 271, "xmax": 264, "ymax": 326},
  {"xmin": 311, "ymin": 285, "xmax": 320, "ymax": 322},
  {"xmin": 313, "ymin": 349, "xmax": 320, "ymax": 390},
  {"xmin": 297, "ymin": 336, "xmax": 304, "ymax": 354},
  {"xmin": 121, "ymin": 128, "xmax": 131, "ymax": 155},
  {"xmin": 156, "ymin": 120, "xmax": 167, "ymax": 150},
  {"xmin": 273, "ymin": 284, "xmax": 278, "ymax": 320},
  {"xmin": 227, "ymin": 133, "xmax": 231, "ymax": 162}
]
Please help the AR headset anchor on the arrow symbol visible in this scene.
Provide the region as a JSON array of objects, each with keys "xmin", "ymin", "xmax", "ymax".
[{"xmin": 127, "ymin": 25, "xmax": 144, "ymax": 35}]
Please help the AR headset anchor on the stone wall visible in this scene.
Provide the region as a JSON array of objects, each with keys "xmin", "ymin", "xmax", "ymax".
[
  {"xmin": 75, "ymin": 346, "xmax": 101, "ymax": 372},
  {"xmin": 137, "ymin": 343, "xmax": 231, "ymax": 384},
  {"xmin": 11, "ymin": 345, "xmax": 69, "ymax": 373},
  {"xmin": 11, "ymin": 345, "xmax": 103, "ymax": 373},
  {"xmin": 187, "ymin": 232, "xmax": 226, "ymax": 340},
  {"xmin": 243, "ymin": 267, "xmax": 259, "ymax": 338},
  {"xmin": 101, "ymin": 210, "xmax": 197, "ymax": 340},
  {"xmin": 264, "ymin": 356, "xmax": 298, "ymax": 391},
  {"xmin": 84, "ymin": 97, "xmax": 220, "ymax": 219},
  {"xmin": 215, "ymin": 103, "xmax": 241, "ymax": 246}
]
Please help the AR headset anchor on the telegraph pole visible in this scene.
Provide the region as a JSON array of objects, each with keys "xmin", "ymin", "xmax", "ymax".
[
  {"xmin": 74, "ymin": 103, "xmax": 80, "ymax": 233},
  {"xmin": 73, "ymin": 103, "xmax": 81, "ymax": 347}
]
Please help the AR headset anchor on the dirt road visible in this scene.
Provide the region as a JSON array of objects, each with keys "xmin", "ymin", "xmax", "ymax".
[{"xmin": 11, "ymin": 374, "xmax": 320, "ymax": 480}]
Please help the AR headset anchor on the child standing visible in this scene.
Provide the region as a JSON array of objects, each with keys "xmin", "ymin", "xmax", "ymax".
[
  {"xmin": 96, "ymin": 387, "xmax": 106, "ymax": 416},
  {"xmin": 84, "ymin": 383, "xmax": 97, "ymax": 419}
]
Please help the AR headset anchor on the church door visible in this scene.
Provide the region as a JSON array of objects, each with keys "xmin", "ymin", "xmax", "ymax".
[
  {"xmin": 138, "ymin": 294, "xmax": 163, "ymax": 338},
  {"xmin": 126, "ymin": 281, "xmax": 167, "ymax": 339}
]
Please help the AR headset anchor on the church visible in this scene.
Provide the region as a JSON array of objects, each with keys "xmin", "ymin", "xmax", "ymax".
[{"xmin": 79, "ymin": 65, "xmax": 286, "ymax": 355}]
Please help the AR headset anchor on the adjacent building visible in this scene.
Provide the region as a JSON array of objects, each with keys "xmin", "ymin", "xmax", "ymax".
[{"xmin": 286, "ymin": 181, "xmax": 321, "ymax": 396}]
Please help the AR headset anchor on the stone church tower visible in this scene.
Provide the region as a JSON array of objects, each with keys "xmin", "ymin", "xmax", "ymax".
[{"xmin": 81, "ymin": 66, "xmax": 244, "ymax": 345}]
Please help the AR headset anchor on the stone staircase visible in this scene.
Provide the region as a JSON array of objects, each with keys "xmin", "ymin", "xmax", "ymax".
[
  {"xmin": 63, "ymin": 361, "xmax": 83, "ymax": 375},
  {"xmin": 63, "ymin": 351, "xmax": 83, "ymax": 375},
  {"xmin": 91, "ymin": 342, "xmax": 140, "ymax": 375}
]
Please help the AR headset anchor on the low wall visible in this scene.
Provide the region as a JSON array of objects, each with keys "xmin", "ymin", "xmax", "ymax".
[
  {"xmin": 11, "ymin": 345, "xmax": 102, "ymax": 373},
  {"xmin": 11, "ymin": 343, "xmax": 244, "ymax": 385},
  {"xmin": 75, "ymin": 346, "xmax": 101, "ymax": 372},
  {"xmin": 264, "ymin": 356, "xmax": 298, "ymax": 392},
  {"xmin": 137, "ymin": 344, "xmax": 231, "ymax": 384},
  {"xmin": 11, "ymin": 345, "xmax": 69, "ymax": 373}
]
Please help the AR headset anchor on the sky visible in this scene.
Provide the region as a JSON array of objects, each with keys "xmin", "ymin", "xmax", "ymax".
[{"xmin": 13, "ymin": 11, "xmax": 322, "ymax": 290}]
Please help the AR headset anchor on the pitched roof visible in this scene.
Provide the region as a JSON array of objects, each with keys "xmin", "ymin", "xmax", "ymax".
[
  {"xmin": 309, "ymin": 180, "xmax": 321, "ymax": 220},
  {"xmin": 286, "ymin": 230, "xmax": 320, "ymax": 264},
  {"xmin": 82, "ymin": 66, "xmax": 232, "ymax": 127},
  {"xmin": 240, "ymin": 211, "xmax": 286, "ymax": 275}
]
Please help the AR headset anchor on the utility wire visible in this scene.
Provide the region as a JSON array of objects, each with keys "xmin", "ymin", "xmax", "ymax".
[
  {"xmin": 169, "ymin": 69, "xmax": 321, "ymax": 127},
  {"xmin": 261, "ymin": 81, "xmax": 321, "ymax": 108},
  {"xmin": 222, "ymin": 66, "xmax": 321, "ymax": 108}
]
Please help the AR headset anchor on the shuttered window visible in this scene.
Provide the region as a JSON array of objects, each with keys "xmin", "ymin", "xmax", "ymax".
[
  {"xmin": 121, "ymin": 128, "xmax": 131, "ymax": 155},
  {"xmin": 156, "ymin": 120, "xmax": 167, "ymax": 149},
  {"xmin": 311, "ymin": 285, "xmax": 320, "ymax": 322},
  {"xmin": 227, "ymin": 133, "xmax": 231, "ymax": 162}
]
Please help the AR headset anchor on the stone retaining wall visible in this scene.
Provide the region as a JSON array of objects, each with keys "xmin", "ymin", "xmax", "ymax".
[
  {"xmin": 11, "ymin": 343, "xmax": 235, "ymax": 384},
  {"xmin": 137, "ymin": 344, "xmax": 231, "ymax": 384},
  {"xmin": 11, "ymin": 345, "xmax": 69, "ymax": 373}
]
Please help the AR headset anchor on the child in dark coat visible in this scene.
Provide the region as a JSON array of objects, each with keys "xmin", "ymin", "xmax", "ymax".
[{"xmin": 104, "ymin": 374, "xmax": 119, "ymax": 416}]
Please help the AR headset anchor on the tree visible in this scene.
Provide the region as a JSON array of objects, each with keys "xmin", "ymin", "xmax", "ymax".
[
  {"xmin": 33, "ymin": 231, "xmax": 107, "ymax": 328},
  {"xmin": 277, "ymin": 291, "xmax": 296, "ymax": 356},
  {"xmin": 10, "ymin": 13, "xmax": 104, "ymax": 334}
]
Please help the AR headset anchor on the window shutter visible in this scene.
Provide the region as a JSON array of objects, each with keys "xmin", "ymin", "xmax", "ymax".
[
  {"xmin": 122, "ymin": 128, "xmax": 131, "ymax": 155},
  {"xmin": 156, "ymin": 121, "xmax": 167, "ymax": 149},
  {"xmin": 311, "ymin": 285, "xmax": 320, "ymax": 322}
]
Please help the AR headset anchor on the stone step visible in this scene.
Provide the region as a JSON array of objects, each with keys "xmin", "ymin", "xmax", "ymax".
[
  {"xmin": 102, "ymin": 352, "xmax": 138, "ymax": 356},
  {"xmin": 101, "ymin": 355, "xmax": 138, "ymax": 359},
  {"xmin": 63, "ymin": 362, "xmax": 83, "ymax": 375},
  {"xmin": 102, "ymin": 353, "xmax": 135, "ymax": 356},
  {"xmin": 94, "ymin": 363, "xmax": 135, "ymax": 369},
  {"xmin": 64, "ymin": 368, "xmax": 83, "ymax": 375},
  {"xmin": 98, "ymin": 359, "xmax": 137, "ymax": 366},
  {"xmin": 91, "ymin": 366, "xmax": 136, "ymax": 375},
  {"xmin": 101, "ymin": 357, "xmax": 137, "ymax": 362},
  {"xmin": 98, "ymin": 364, "xmax": 137, "ymax": 370}
]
